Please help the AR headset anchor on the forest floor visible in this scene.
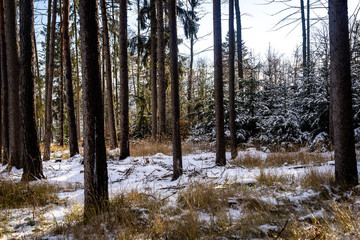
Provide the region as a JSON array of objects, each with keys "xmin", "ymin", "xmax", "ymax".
[{"xmin": 0, "ymin": 142, "xmax": 360, "ymax": 239}]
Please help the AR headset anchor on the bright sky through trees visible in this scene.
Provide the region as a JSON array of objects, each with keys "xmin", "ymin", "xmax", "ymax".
[{"xmin": 176, "ymin": 0, "xmax": 359, "ymax": 62}]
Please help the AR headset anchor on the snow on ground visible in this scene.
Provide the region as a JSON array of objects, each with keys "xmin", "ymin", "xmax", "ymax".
[{"xmin": 0, "ymin": 148, "xmax": 359, "ymax": 239}]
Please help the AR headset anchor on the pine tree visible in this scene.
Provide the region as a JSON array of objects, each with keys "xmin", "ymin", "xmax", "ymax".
[
  {"xmin": 79, "ymin": 0, "xmax": 109, "ymax": 218},
  {"xmin": 44, "ymin": 0, "xmax": 58, "ymax": 161},
  {"xmin": 119, "ymin": 0, "xmax": 130, "ymax": 159},
  {"xmin": 19, "ymin": 0, "xmax": 44, "ymax": 181},
  {"xmin": 329, "ymin": 0, "xmax": 358, "ymax": 187},
  {"xmin": 213, "ymin": 0, "xmax": 226, "ymax": 166},
  {"xmin": 100, "ymin": 0, "xmax": 117, "ymax": 149},
  {"xmin": 63, "ymin": 0, "xmax": 79, "ymax": 156},
  {"xmin": 5, "ymin": 0, "xmax": 22, "ymax": 169},
  {"xmin": 168, "ymin": 0, "xmax": 182, "ymax": 180}
]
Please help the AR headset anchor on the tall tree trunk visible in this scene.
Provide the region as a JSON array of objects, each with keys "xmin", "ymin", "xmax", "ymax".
[
  {"xmin": 63, "ymin": 0, "xmax": 79, "ymax": 156},
  {"xmin": 5, "ymin": 0, "xmax": 22, "ymax": 169},
  {"xmin": 59, "ymin": 0, "xmax": 64, "ymax": 146},
  {"xmin": 111, "ymin": 0, "xmax": 119, "ymax": 130},
  {"xmin": 0, "ymin": 22, "xmax": 1, "ymax": 164},
  {"xmin": 136, "ymin": 0, "xmax": 141, "ymax": 98},
  {"xmin": 234, "ymin": 0, "xmax": 243, "ymax": 91},
  {"xmin": 119, "ymin": 0, "xmax": 130, "ymax": 160},
  {"xmin": 229, "ymin": 0, "xmax": 237, "ymax": 160},
  {"xmin": 74, "ymin": 0, "xmax": 81, "ymax": 141},
  {"xmin": 157, "ymin": 0, "xmax": 166, "ymax": 139},
  {"xmin": 213, "ymin": 0, "xmax": 226, "ymax": 166},
  {"xmin": 168, "ymin": 0, "xmax": 182, "ymax": 180},
  {"xmin": 78, "ymin": 0, "xmax": 108, "ymax": 218},
  {"xmin": 100, "ymin": 0, "xmax": 117, "ymax": 149},
  {"xmin": 43, "ymin": 0, "xmax": 57, "ymax": 161},
  {"xmin": 150, "ymin": 0, "xmax": 157, "ymax": 140},
  {"xmin": 187, "ymin": 34, "xmax": 193, "ymax": 120},
  {"xmin": 329, "ymin": 0, "xmax": 358, "ymax": 187},
  {"xmin": 44, "ymin": 0, "xmax": 52, "ymax": 141},
  {"xmin": 306, "ymin": 0, "xmax": 310, "ymax": 68},
  {"xmin": 20, "ymin": 0, "xmax": 44, "ymax": 181},
  {"xmin": 34, "ymin": 31, "xmax": 42, "ymax": 142},
  {"xmin": 0, "ymin": 0, "xmax": 8, "ymax": 164},
  {"xmin": 300, "ymin": 0, "xmax": 307, "ymax": 79}
]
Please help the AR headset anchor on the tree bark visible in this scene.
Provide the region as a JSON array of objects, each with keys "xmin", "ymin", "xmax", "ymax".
[
  {"xmin": 78, "ymin": 0, "xmax": 109, "ymax": 218},
  {"xmin": 34, "ymin": 31, "xmax": 42, "ymax": 142},
  {"xmin": 300, "ymin": 0, "xmax": 307, "ymax": 79},
  {"xmin": 168, "ymin": 0, "xmax": 182, "ymax": 180},
  {"xmin": 213, "ymin": 0, "xmax": 226, "ymax": 166},
  {"xmin": 157, "ymin": 0, "xmax": 166, "ymax": 139},
  {"xmin": 306, "ymin": 0, "xmax": 310, "ymax": 69},
  {"xmin": 100, "ymin": 0, "xmax": 117, "ymax": 149},
  {"xmin": 329, "ymin": 0, "xmax": 358, "ymax": 187},
  {"xmin": 44, "ymin": 0, "xmax": 52, "ymax": 142},
  {"xmin": 5, "ymin": 0, "xmax": 22, "ymax": 169},
  {"xmin": 19, "ymin": 0, "xmax": 44, "ymax": 181},
  {"xmin": 119, "ymin": 0, "xmax": 130, "ymax": 160},
  {"xmin": 229, "ymin": 0, "xmax": 237, "ymax": 160},
  {"xmin": 150, "ymin": 0, "xmax": 157, "ymax": 141},
  {"xmin": 63, "ymin": 0, "xmax": 79, "ymax": 156},
  {"xmin": 74, "ymin": 1, "xmax": 81, "ymax": 141},
  {"xmin": 43, "ymin": 0, "xmax": 57, "ymax": 161},
  {"xmin": 0, "ymin": 0, "xmax": 8, "ymax": 164},
  {"xmin": 234, "ymin": 0, "xmax": 243, "ymax": 91},
  {"xmin": 59, "ymin": 0, "xmax": 64, "ymax": 146},
  {"xmin": 187, "ymin": 32, "xmax": 194, "ymax": 120}
]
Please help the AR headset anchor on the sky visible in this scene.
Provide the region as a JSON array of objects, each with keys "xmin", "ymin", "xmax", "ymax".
[
  {"xmin": 34, "ymin": 0, "xmax": 360, "ymax": 65},
  {"xmin": 176, "ymin": 0, "xmax": 360, "ymax": 63}
]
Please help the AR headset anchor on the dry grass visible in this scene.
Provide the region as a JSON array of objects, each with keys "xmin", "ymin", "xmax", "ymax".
[
  {"xmin": 256, "ymin": 169, "xmax": 295, "ymax": 186},
  {"xmin": 230, "ymin": 153, "xmax": 264, "ymax": 168},
  {"xmin": 299, "ymin": 167, "xmax": 335, "ymax": 191},
  {"xmin": 129, "ymin": 140, "xmax": 212, "ymax": 157},
  {"xmin": 231, "ymin": 151, "xmax": 330, "ymax": 168},
  {"xmin": 130, "ymin": 140, "xmax": 172, "ymax": 156},
  {"xmin": 266, "ymin": 151, "xmax": 329, "ymax": 167},
  {"xmin": 0, "ymin": 181, "xmax": 61, "ymax": 209},
  {"xmin": 290, "ymin": 202, "xmax": 360, "ymax": 239},
  {"xmin": 177, "ymin": 182, "xmax": 236, "ymax": 213}
]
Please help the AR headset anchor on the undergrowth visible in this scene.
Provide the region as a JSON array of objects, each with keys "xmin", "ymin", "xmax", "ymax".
[{"xmin": 0, "ymin": 181, "xmax": 61, "ymax": 209}]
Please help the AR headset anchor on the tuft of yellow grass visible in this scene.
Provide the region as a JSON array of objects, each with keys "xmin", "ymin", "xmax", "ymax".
[{"xmin": 0, "ymin": 181, "xmax": 61, "ymax": 209}]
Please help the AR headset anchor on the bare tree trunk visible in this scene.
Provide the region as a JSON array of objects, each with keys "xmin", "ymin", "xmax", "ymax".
[
  {"xmin": 63, "ymin": 0, "xmax": 79, "ymax": 156},
  {"xmin": 74, "ymin": 1, "xmax": 81, "ymax": 141},
  {"xmin": 44, "ymin": 0, "xmax": 52, "ymax": 142},
  {"xmin": 306, "ymin": 0, "xmax": 310, "ymax": 68},
  {"xmin": 329, "ymin": 0, "xmax": 358, "ymax": 187},
  {"xmin": 229, "ymin": 0, "xmax": 237, "ymax": 160},
  {"xmin": 187, "ymin": 35, "xmax": 193, "ymax": 119},
  {"xmin": 157, "ymin": 0, "xmax": 166, "ymax": 139},
  {"xmin": 213, "ymin": 0, "xmax": 226, "ymax": 166},
  {"xmin": 119, "ymin": 0, "xmax": 130, "ymax": 160},
  {"xmin": 0, "ymin": 0, "xmax": 8, "ymax": 164},
  {"xmin": 234, "ymin": 0, "xmax": 243, "ymax": 90},
  {"xmin": 300, "ymin": 0, "xmax": 307, "ymax": 79},
  {"xmin": 5, "ymin": 0, "xmax": 22, "ymax": 169},
  {"xmin": 111, "ymin": 0, "xmax": 119, "ymax": 130},
  {"xmin": 150, "ymin": 0, "xmax": 157, "ymax": 141},
  {"xmin": 100, "ymin": 0, "xmax": 117, "ymax": 149},
  {"xmin": 78, "ymin": 0, "xmax": 109, "ymax": 218},
  {"xmin": 33, "ymin": 31, "xmax": 42, "ymax": 142},
  {"xmin": 19, "ymin": 0, "xmax": 44, "ymax": 181},
  {"xmin": 136, "ymin": 0, "xmax": 141, "ymax": 98},
  {"xmin": 59, "ymin": 0, "xmax": 64, "ymax": 146},
  {"xmin": 168, "ymin": 0, "xmax": 182, "ymax": 180},
  {"xmin": 43, "ymin": 0, "xmax": 57, "ymax": 161}
]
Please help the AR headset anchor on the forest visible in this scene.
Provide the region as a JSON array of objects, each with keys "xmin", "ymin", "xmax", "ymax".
[{"xmin": 0, "ymin": 0, "xmax": 360, "ymax": 239}]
